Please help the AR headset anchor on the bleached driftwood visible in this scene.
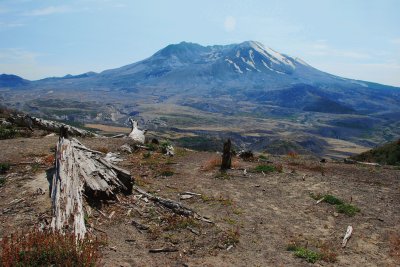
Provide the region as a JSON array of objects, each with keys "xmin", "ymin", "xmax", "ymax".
[
  {"xmin": 128, "ymin": 118, "xmax": 146, "ymax": 144},
  {"xmin": 8, "ymin": 114, "xmax": 98, "ymax": 137},
  {"xmin": 51, "ymin": 137, "xmax": 133, "ymax": 238},
  {"xmin": 342, "ymin": 225, "xmax": 353, "ymax": 248},
  {"xmin": 344, "ymin": 158, "xmax": 381, "ymax": 167}
]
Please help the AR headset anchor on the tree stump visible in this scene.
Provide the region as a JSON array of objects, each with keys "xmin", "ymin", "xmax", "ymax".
[
  {"xmin": 221, "ymin": 139, "xmax": 232, "ymax": 170},
  {"xmin": 51, "ymin": 137, "xmax": 133, "ymax": 238}
]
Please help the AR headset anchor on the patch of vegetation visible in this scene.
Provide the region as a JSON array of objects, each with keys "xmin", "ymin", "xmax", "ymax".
[
  {"xmin": 0, "ymin": 126, "xmax": 17, "ymax": 139},
  {"xmin": 323, "ymin": 194, "xmax": 344, "ymax": 205},
  {"xmin": 160, "ymin": 169, "xmax": 174, "ymax": 177},
  {"xmin": 350, "ymin": 139, "xmax": 400, "ymax": 165},
  {"xmin": 143, "ymin": 151, "xmax": 152, "ymax": 159},
  {"xmin": 310, "ymin": 193, "xmax": 360, "ymax": 216},
  {"xmin": 287, "ymin": 244, "xmax": 321, "ymax": 263},
  {"xmin": 0, "ymin": 176, "xmax": 5, "ymax": 187},
  {"xmin": 31, "ymin": 162, "xmax": 41, "ymax": 173},
  {"xmin": 202, "ymin": 156, "xmax": 221, "ymax": 171},
  {"xmin": 201, "ymin": 194, "xmax": 233, "ymax": 206},
  {"xmin": 215, "ymin": 171, "xmax": 231, "ymax": 180},
  {"xmin": 0, "ymin": 163, "xmax": 10, "ymax": 174},
  {"xmin": 162, "ymin": 214, "xmax": 198, "ymax": 231},
  {"xmin": 254, "ymin": 164, "xmax": 276, "ymax": 173},
  {"xmin": 1, "ymin": 229, "xmax": 102, "ymax": 266},
  {"xmin": 220, "ymin": 227, "xmax": 240, "ymax": 247},
  {"xmin": 145, "ymin": 143, "xmax": 157, "ymax": 151},
  {"xmin": 160, "ymin": 141, "xmax": 171, "ymax": 153},
  {"xmin": 258, "ymin": 154, "xmax": 268, "ymax": 161},
  {"xmin": 336, "ymin": 203, "xmax": 360, "ymax": 216}
]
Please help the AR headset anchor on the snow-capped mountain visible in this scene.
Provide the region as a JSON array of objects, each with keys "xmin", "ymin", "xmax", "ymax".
[{"xmin": 1, "ymin": 41, "xmax": 400, "ymax": 115}]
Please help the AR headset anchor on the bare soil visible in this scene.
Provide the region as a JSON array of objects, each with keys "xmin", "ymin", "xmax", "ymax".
[{"xmin": 0, "ymin": 136, "xmax": 399, "ymax": 266}]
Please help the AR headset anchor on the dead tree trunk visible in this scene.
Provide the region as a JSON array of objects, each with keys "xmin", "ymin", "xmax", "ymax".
[
  {"xmin": 221, "ymin": 139, "xmax": 232, "ymax": 170},
  {"xmin": 51, "ymin": 136, "xmax": 133, "ymax": 238},
  {"xmin": 8, "ymin": 114, "xmax": 99, "ymax": 137}
]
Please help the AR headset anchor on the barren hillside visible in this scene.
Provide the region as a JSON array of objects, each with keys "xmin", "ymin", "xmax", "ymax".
[{"xmin": 0, "ymin": 135, "xmax": 399, "ymax": 266}]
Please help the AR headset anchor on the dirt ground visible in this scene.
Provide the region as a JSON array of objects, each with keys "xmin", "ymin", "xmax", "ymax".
[{"xmin": 0, "ymin": 136, "xmax": 399, "ymax": 266}]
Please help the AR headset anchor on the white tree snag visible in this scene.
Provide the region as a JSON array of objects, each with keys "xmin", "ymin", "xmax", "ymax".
[
  {"xmin": 128, "ymin": 118, "xmax": 146, "ymax": 144},
  {"xmin": 8, "ymin": 114, "xmax": 98, "ymax": 137},
  {"xmin": 342, "ymin": 225, "xmax": 353, "ymax": 248},
  {"xmin": 51, "ymin": 137, "xmax": 133, "ymax": 238}
]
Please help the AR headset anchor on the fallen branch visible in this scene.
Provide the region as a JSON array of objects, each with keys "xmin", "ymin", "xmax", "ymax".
[
  {"xmin": 131, "ymin": 220, "xmax": 149, "ymax": 231},
  {"xmin": 132, "ymin": 185, "xmax": 212, "ymax": 223},
  {"xmin": 344, "ymin": 158, "xmax": 381, "ymax": 167},
  {"xmin": 342, "ymin": 225, "xmax": 353, "ymax": 248},
  {"xmin": 149, "ymin": 247, "xmax": 178, "ymax": 253}
]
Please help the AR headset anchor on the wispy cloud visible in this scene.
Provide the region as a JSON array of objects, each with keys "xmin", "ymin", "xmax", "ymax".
[
  {"xmin": 24, "ymin": 6, "xmax": 70, "ymax": 16},
  {"xmin": 391, "ymin": 38, "xmax": 400, "ymax": 45}
]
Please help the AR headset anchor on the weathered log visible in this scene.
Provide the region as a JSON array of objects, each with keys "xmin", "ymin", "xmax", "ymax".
[
  {"xmin": 344, "ymin": 158, "xmax": 381, "ymax": 166},
  {"xmin": 51, "ymin": 137, "xmax": 133, "ymax": 238},
  {"xmin": 8, "ymin": 114, "xmax": 98, "ymax": 137},
  {"xmin": 128, "ymin": 118, "xmax": 147, "ymax": 144},
  {"xmin": 221, "ymin": 139, "xmax": 232, "ymax": 170}
]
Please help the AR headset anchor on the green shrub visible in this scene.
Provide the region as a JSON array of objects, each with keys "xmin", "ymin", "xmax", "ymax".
[
  {"xmin": 254, "ymin": 164, "xmax": 275, "ymax": 173},
  {"xmin": 336, "ymin": 203, "xmax": 360, "ymax": 216},
  {"xmin": 0, "ymin": 126, "xmax": 17, "ymax": 139},
  {"xmin": 323, "ymin": 195, "xmax": 343, "ymax": 205},
  {"xmin": 287, "ymin": 244, "xmax": 321, "ymax": 263},
  {"xmin": 310, "ymin": 193, "xmax": 360, "ymax": 216},
  {"xmin": 0, "ymin": 163, "xmax": 10, "ymax": 174}
]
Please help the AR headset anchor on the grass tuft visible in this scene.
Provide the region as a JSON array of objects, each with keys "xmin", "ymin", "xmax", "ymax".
[
  {"xmin": 287, "ymin": 243, "xmax": 321, "ymax": 263},
  {"xmin": 310, "ymin": 193, "xmax": 360, "ymax": 216},
  {"xmin": 336, "ymin": 203, "xmax": 360, "ymax": 216}
]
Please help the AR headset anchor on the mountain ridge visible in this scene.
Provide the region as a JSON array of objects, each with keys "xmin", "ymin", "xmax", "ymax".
[{"xmin": 1, "ymin": 41, "xmax": 399, "ymax": 156}]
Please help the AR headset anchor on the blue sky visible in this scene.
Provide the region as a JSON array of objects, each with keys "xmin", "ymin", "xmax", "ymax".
[{"xmin": 0, "ymin": 0, "xmax": 399, "ymax": 86}]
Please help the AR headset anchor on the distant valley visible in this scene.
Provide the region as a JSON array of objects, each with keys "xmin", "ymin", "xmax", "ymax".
[{"xmin": 1, "ymin": 41, "xmax": 399, "ymax": 157}]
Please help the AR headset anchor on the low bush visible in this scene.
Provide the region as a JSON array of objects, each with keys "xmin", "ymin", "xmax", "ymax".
[
  {"xmin": 310, "ymin": 193, "xmax": 360, "ymax": 216},
  {"xmin": 1, "ymin": 229, "xmax": 102, "ymax": 266},
  {"xmin": 287, "ymin": 243, "xmax": 321, "ymax": 263},
  {"xmin": 253, "ymin": 163, "xmax": 283, "ymax": 173},
  {"xmin": 0, "ymin": 162, "xmax": 10, "ymax": 174},
  {"xmin": 336, "ymin": 203, "xmax": 360, "ymax": 216},
  {"xmin": 0, "ymin": 126, "xmax": 17, "ymax": 140}
]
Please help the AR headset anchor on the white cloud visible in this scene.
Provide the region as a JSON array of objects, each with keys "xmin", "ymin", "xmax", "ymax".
[
  {"xmin": 24, "ymin": 6, "xmax": 70, "ymax": 16},
  {"xmin": 224, "ymin": 16, "xmax": 236, "ymax": 32}
]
